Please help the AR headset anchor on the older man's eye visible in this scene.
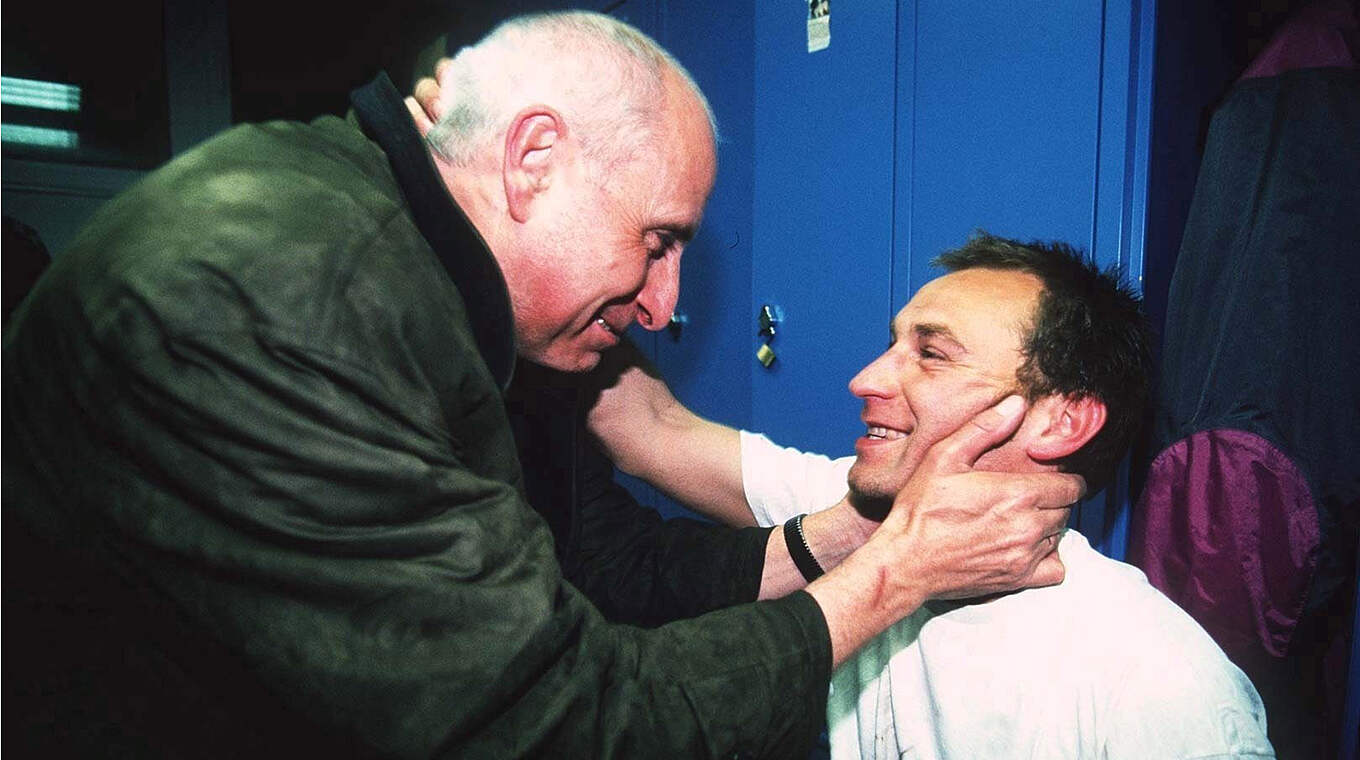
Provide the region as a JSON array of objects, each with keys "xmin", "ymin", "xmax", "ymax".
[
  {"xmin": 919, "ymin": 346, "xmax": 946, "ymax": 361},
  {"xmin": 647, "ymin": 231, "xmax": 677, "ymax": 259}
]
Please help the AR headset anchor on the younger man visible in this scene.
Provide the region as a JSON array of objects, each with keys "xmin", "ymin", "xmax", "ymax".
[{"xmin": 598, "ymin": 233, "xmax": 1274, "ymax": 758}]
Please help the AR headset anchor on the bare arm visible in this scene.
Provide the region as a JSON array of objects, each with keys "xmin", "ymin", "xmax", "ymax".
[
  {"xmin": 587, "ymin": 367, "xmax": 1080, "ymax": 649},
  {"xmin": 580, "ymin": 356, "xmax": 1081, "ymax": 652},
  {"xmin": 582, "ymin": 343, "xmax": 885, "ymax": 601},
  {"xmin": 583, "ymin": 339, "xmax": 755, "ymax": 527}
]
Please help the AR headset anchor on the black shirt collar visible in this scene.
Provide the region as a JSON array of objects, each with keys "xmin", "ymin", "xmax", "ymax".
[{"xmin": 349, "ymin": 72, "xmax": 516, "ymax": 391}]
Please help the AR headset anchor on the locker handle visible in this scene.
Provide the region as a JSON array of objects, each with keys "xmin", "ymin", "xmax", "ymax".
[
  {"xmin": 756, "ymin": 304, "xmax": 781, "ymax": 368},
  {"xmin": 667, "ymin": 311, "xmax": 688, "ymax": 339}
]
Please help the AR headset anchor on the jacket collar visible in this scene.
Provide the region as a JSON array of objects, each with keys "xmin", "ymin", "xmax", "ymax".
[{"xmin": 349, "ymin": 72, "xmax": 516, "ymax": 391}]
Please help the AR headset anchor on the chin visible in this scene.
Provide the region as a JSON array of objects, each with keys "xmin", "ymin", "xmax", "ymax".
[
  {"xmin": 567, "ymin": 353, "xmax": 603, "ymax": 372},
  {"xmin": 846, "ymin": 464, "xmax": 904, "ymax": 502},
  {"xmin": 531, "ymin": 348, "xmax": 602, "ymax": 373}
]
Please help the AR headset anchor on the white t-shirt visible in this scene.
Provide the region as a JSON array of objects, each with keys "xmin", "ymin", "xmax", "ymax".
[{"xmin": 739, "ymin": 431, "xmax": 1275, "ymax": 760}]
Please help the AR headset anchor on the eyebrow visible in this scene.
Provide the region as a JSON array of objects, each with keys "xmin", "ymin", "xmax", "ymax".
[
  {"xmin": 655, "ymin": 223, "xmax": 697, "ymax": 243},
  {"xmin": 890, "ymin": 322, "xmax": 968, "ymax": 354}
]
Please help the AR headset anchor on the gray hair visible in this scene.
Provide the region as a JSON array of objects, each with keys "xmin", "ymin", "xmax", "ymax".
[{"xmin": 426, "ymin": 11, "xmax": 716, "ymax": 174}]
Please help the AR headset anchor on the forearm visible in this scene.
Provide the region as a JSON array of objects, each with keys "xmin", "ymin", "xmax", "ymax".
[
  {"xmin": 586, "ymin": 344, "xmax": 753, "ymax": 527},
  {"xmin": 638, "ymin": 405, "xmax": 751, "ymax": 526},
  {"xmin": 760, "ymin": 505, "xmax": 933, "ymax": 668},
  {"xmin": 757, "ymin": 499, "xmax": 876, "ymax": 600},
  {"xmin": 804, "ymin": 541, "xmax": 929, "ymax": 667}
]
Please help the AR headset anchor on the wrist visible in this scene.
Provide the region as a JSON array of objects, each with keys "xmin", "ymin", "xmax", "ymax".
[
  {"xmin": 783, "ymin": 515, "xmax": 824, "ymax": 582},
  {"xmin": 798, "ymin": 499, "xmax": 872, "ymax": 572}
]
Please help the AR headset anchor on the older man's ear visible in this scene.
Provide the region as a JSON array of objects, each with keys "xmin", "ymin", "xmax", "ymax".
[
  {"xmin": 502, "ymin": 108, "xmax": 565, "ymax": 223},
  {"xmin": 1023, "ymin": 395, "xmax": 1107, "ymax": 463}
]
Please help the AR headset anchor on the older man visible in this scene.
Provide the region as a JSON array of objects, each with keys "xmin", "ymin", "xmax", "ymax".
[
  {"xmin": 597, "ymin": 233, "xmax": 1274, "ymax": 758},
  {"xmin": 6, "ymin": 13, "xmax": 1076, "ymax": 759}
]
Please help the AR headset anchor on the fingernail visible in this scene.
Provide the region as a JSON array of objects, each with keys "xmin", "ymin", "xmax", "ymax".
[{"xmin": 997, "ymin": 395, "xmax": 1025, "ymax": 417}]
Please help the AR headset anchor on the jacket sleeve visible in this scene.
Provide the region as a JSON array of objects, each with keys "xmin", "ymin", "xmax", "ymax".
[
  {"xmin": 507, "ymin": 363, "xmax": 773, "ymax": 627},
  {"xmin": 561, "ymin": 432, "xmax": 775, "ymax": 626},
  {"xmin": 25, "ymin": 320, "xmax": 830, "ymax": 759}
]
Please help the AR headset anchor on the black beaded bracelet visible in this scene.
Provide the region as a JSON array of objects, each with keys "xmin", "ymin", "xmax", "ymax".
[{"xmin": 783, "ymin": 513, "xmax": 825, "ymax": 583}]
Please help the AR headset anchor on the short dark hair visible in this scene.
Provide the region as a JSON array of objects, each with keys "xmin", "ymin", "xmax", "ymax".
[{"xmin": 933, "ymin": 231, "xmax": 1153, "ymax": 489}]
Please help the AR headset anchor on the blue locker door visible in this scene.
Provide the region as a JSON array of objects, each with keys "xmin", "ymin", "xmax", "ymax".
[
  {"xmin": 617, "ymin": 0, "xmax": 757, "ymax": 520},
  {"xmin": 894, "ymin": 0, "xmax": 1155, "ymax": 557},
  {"xmin": 750, "ymin": 2, "xmax": 898, "ymax": 458},
  {"xmin": 895, "ymin": 0, "xmax": 1104, "ymax": 301},
  {"xmin": 650, "ymin": 0, "xmax": 756, "ymax": 435}
]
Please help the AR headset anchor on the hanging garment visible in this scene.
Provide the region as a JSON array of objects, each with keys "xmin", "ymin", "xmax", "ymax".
[{"xmin": 1128, "ymin": 45, "xmax": 1358, "ymax": 758}]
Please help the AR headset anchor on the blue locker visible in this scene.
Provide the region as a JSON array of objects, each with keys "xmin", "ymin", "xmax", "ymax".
[
  {"xmin": 609, "ymin": 0, "xmax": 759, "ymax": 519},
  {"xmin": 648, "ymin": 1, "xmax": 756, "ymax": 436},
  {"xmin": 750, "ymin": 1, "xmax": 898, "ymax": 458}
]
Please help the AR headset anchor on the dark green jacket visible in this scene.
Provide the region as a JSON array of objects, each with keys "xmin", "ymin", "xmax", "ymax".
[
  {"xmin": 507, "ymin": 358, "xmax": 780, "ymax": 628},
  {"xmin": 4, "ymin": 74, "xmax": 830, "ymax": 758}
]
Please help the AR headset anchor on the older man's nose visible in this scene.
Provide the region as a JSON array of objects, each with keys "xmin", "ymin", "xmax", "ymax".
[{"xmin": 634, "ymin": 256, "xmax": 681, "ymax": 331}]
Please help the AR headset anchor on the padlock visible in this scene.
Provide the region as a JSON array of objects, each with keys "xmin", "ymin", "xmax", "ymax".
[{"xmin": 756, "ymin": 343, "xmax": 776, "ymax": 367}]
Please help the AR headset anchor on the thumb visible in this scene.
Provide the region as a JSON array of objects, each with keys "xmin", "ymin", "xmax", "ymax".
[{"xmin": 927, "ymin": 394, "xmax": 1027, "ymax": 471}]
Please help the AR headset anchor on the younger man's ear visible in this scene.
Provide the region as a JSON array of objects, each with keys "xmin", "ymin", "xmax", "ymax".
[
  {"xmin": 503, "ymin": 106, "xmax": 564, "ymax": 223},
  {"xmin": 1024, "ymin": 395, "xmax": 1107, "ymax": 463}
]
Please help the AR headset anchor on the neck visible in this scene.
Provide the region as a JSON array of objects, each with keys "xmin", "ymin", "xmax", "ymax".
[{"xmin": 432, "ymin": 154, "xmax": 510, "ymax": 261}]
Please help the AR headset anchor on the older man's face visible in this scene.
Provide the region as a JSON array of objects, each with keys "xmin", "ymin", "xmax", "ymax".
[
  {"xmin": 512, "ymin": 74, "xmax": 717, "ymax": 372},
  {"xmin": 845, "ymin": 268, "xmax": 1043, "ymax": 501}
]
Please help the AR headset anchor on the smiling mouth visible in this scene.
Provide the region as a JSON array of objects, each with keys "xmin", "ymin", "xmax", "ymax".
[
  {"xmin": 595, "ymin": 317, "xmax": 618, "ymax": 336},
  {"xmin": 865, "ymin": 425, "xmax": 909, "ymax": 440}
]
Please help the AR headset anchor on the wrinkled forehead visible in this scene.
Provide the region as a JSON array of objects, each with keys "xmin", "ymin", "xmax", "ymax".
[{"xmin": 891, "ymin": 268, "xmax": 1043, "ymax": 364}]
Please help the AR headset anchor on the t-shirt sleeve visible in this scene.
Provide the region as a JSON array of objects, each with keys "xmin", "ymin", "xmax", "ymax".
[{"xmin": 740, "ymin": 430, "xmax": 854, "ymax": 527}]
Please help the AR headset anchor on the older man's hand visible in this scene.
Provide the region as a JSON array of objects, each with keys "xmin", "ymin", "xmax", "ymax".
[
  {"xmin": 805, "ymin": 395, "xmax": 1083, "ymax": 667},
  {"xmin": 878, "ymin": 395, "xmax": 1081, "ymax": 601}
]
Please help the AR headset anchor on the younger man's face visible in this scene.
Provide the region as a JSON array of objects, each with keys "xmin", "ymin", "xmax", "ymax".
[{"xmin": 845, "ymin": 268, "xmax": 1043, "ymax": 502}]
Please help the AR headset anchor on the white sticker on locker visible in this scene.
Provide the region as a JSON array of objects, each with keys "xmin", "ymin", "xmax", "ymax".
[{"xmin": 807, "ymin": 0, "xmax": 830, "ymax": 52}]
